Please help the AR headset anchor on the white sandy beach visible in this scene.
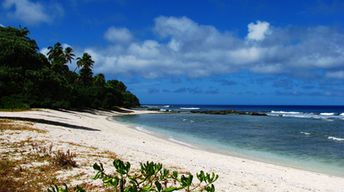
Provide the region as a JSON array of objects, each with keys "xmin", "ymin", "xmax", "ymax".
[{"xmin": 1, "ymin": 108, "xmax": 344, "ymax": 192}]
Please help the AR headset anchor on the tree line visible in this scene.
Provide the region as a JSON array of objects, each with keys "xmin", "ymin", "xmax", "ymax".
[{"xmin": 0, "ymin": 26, "xmax": 140, "ymax": 109}]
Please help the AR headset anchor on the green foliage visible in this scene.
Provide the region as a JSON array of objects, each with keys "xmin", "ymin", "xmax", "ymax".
[
  {"xmin": 50, "ymin": 159, "xmax": 219, "ymax": 192},
  {"xmin": 77, "ymin": 53, "xmax": 94, "ymax": 85},
  {"xmin": 48, "ymin": 184, "xmax": 85, "ymax": 192},
  {"xmin": 93, "ymin": 159, "xmax": 218, "ymax": 191},
  {"xmin": 0, "ymin": 26, "xmax": 140, "ymax": 110},
  {"xmin": 0, "ymin": 26, "xmax": 41, "ymax": 69},
  {"xmin": 0, "ymin": 95, "xmax": 30, "ymax": 110}
]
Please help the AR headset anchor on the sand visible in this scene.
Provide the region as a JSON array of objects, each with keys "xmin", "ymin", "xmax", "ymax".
[{"xmin": 1, "ymin": 108, "xmax": 343, "ymax": 192}]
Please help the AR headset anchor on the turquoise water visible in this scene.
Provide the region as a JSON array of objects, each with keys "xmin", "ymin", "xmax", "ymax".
[{"xmin": 115, "ymin": 112, "xmax": 344, "ymax": 177}]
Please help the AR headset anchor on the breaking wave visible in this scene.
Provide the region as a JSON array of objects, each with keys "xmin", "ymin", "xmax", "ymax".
[
  {"xmin": 300, "ymin": 131, "xmax": 311, "ymax": 135},
  {"xmin": 268, "ymin": 111, "xmax": 344, "ymax": 120},
  {"xmin": 328, "ymin": 136, "xmax": 344, "ymax": 142},
  {"xmin": 168, "ymin": 137, "xmax": 195, "ymax": 148},
  {"xmin": 180, "ymin": 107, "xmax": 200, "ymax": 110}
]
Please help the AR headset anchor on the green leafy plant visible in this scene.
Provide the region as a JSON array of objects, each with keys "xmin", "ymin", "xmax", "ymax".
[
  {"xmin": 49, "ymin": 159, "xmax": 219, "ymax": 192},
  {"xmin": 48, "ymin": 184, "xmax": 85, "ymax": 192},
  {"xmin": 93, "ymin": 159, "xmax": 218, "ymax": 192}
]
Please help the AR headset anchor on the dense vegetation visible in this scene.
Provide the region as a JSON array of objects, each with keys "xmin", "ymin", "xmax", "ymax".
[
  {"xmin": 0, "ymin": 26, "xmax": 140, "ymax": 109},
  {"xmin": 49, "ymin": 159, "xmax": 219, "ymax": 192}
]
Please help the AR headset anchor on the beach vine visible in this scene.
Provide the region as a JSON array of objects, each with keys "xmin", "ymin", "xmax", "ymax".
[{"xmin": 48, "ymin": 159, "xmax": 219, "ymax": 192}]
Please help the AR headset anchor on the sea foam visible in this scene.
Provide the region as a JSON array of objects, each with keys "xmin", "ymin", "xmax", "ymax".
[
  {"xmin": 328, "ymin": 136, "xmax": 344, "ymax": 142},
  {"xmin": 180, "ymin": 107, "xmax": 200, "ymax": 110},
  {"xmin": 300, "ymin": 131, "xmax": 311, "ymax": 135},
  {"xmin": 270, "ymin": 111, "xmax": 302, "ymax": 115},
  {"xmin": 168, "ymin": 137, "xmax": 195, "ymax": 148},
  {"xmin": 320, "ymin": 113, "xmax": 335, "ymax": 116},
  {"xmin": 268, "ymin": 110, "xmax": 344, "ymax": 120},
  {"xmin": 135, "ymin": 126, "xmax": 152, "ymax": 134}
]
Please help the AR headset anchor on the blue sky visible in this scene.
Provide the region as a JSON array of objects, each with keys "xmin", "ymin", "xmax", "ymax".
[{"xmin": 1, "ymin": 0, "xmax": 344, "ymax": 105}]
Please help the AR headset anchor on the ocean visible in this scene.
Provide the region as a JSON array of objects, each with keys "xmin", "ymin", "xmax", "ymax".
[{"xmin": 114, "ymin": 105, "xmax": 344, "ymax": 177}]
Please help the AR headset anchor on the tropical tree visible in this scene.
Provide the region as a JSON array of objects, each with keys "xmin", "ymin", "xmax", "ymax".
[
  {"xmin": 47, "ymin": 42, "xmax": 64, "ymax": 65},
  {"xmin": 77, "ymin": 53, "xmax": 94, "ymax": 84},
  {"xmin": 47, "ymin": 42, "xmax": 74, "ymax": 72},
  {"xmin": 1, "ymin": 26, "xmax": 140, "ymax": 109},
  {"xmin": 64, "ymin": 47, "xmax": 75, "ymax": 64},
  {"xmin": 93, "ymin": 73, "xmax": 106, "ymax": 87},
  {"xmin": 0, "ymin": 26, "xmax": 40, "ymax": 69}
]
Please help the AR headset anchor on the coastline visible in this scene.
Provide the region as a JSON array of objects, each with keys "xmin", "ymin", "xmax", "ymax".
[
  {"xmin": 116, "ymin": 114, "xmax": 344, "ymax": 178},
  {"xmin": 1, "ymin": 108, "xmax": 344, "ymax": 191}
]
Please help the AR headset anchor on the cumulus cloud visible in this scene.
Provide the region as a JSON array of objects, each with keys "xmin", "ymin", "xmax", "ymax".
[
  {"xmin": 247, "ymin": 20, "xmax": 270, "ymax": 41},
  {"xmin": 40, "ymin": 47, "xmax": 49, "ymax": 56},
  {"xmin": 104, "ymin": 27, "xmax": 133, "ymax": 43},
  {"xmin": 228, "ymin": 47, "xmax": 263, "ymax": 64},
  {"xmin": 2, "ymin": 0, "xmax": 63, "ymax": 25},
  {"xmin": 80, "ymin": 16, "xmax": 344, "ymax": 79},
  {"xmin": 0, "ymin": 24, "xmax": 4, "ymax": 27}
]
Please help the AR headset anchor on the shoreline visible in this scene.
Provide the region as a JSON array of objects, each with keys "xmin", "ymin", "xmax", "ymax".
[
  {"xmin": 111, "ymin": 115, "xmax": 200, "ymax": 149},
  {"xmin": 113, "ymin": 114, "xmax": 344, "ymax": 178},
  {"xmin": 1, "ymin": 109, "xmax": 344, "ymax": 191}
]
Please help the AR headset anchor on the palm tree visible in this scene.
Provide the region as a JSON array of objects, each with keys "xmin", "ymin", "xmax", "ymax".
[
  {"xmin": 64, "ymin": 47, "xmax": 75, "ymax": 64},
  {"xmin": 47, "ymin": 42, "xmax": 64, "ymax": 65},
  {"xmin": 77, "ymin": 52, "xmax": 94, "ymax": 84},
  {"xmin": 47, "ymin": 43, "xmax": 75, "ymax": 73},
  {"xmin": 77, "ymin": 52, "xmax": 94, "ymax": 69}
]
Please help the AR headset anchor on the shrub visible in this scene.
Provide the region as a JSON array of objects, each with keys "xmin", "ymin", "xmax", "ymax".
[
  {"xmin": 51, "ymin": 150, "xmax": 77, "ymax": 169},
  {"xmin": 49, "ymin": 159, "xmax": 219, "ymax": 192},
  {"xmin": 0, "ymin": 95, "xmax": 30, "ymax": 110}
]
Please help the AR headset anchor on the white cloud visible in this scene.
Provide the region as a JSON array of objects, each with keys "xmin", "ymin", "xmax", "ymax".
[
  {"xmin": 228, "ymin": 47, "xmax": 263, "ymax": 64},
  {"xmin": 0, "ymin": 24, "xmax": 4, "ymax": 27},
  {"xmin": 168, "ymin": 39, "xmax": 181, "ymax": 52},
  {"xmin": 2, "ymin": 0, "xmax": 62, "ymax": 25},
  {"xmin": 326, "ymin": 71, "xmax": 344, "ymax": 79},
  {"xmin": 251, "ymin": 64, "xmax": 283, "ymax": 74},
  {"xmin": 154, "ymin": 16, "xmax": 205, "ymax": 39},
  {"xmin": 247, "ymin": 20, "xmax": 271, "ymax": 41},
  {"xmin": 76, "ymin": 16, "xmax": 344, "ymax": 79},
  {"xmin": 62, "ymin": 43, "xmax": 72, "ymax": 49},
  {"xmin": 40, "ymin": 47, "xmax": 49, "ymax": 56},
  {"xmin": 104, "ymin": 27, "xmax": 133, "ymax": 43}
]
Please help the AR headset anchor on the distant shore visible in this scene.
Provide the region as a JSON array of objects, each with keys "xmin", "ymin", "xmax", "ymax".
[{"xmin": 1, "ymin": 109, "xmax": 344, "ymax": 191}]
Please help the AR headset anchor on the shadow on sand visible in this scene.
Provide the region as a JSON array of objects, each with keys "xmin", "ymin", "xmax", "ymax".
[
  {"xmin": 55, "ymin": 107, "xmax": 133, "ymax": 115},
  {"xmin": 0, "ymin": 116, "xmax": 99, "ymax": 131}
]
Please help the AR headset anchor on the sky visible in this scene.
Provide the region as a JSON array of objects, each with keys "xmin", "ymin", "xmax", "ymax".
[{"xmin": 1, "ymin": 0, "xmax": 344, "ymax": 105}]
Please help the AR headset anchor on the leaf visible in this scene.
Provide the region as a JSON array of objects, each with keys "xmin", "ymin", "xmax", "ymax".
[
  {"xmin": 140, "ymin": 185, "xmax": 152, "ymax": 192},
  {"xmin": 180, "ymin": 174, "xmax": 193, "ymax": 187},
  {"xmin": 113, "ymin": 159, "xmax": 131, "ymax": 175},
  {"xmin": 206, "ymin": 172, "xmax": 219, "ymax": 184},
  {"xmin": 205, "ymin": 184, "xmax": 215, "ymax": 192},
  {"xmin": 196, "ymin": 170, "xmax": 205, "ymax": 182},
  {"xmin": 162, "ymin": 187, "xmax": 180, "ymax": 192},
  {"xmin": 93, "ymin": 162, "xmax": 103, "ymax": 172},
  {"xmin": 155, "ymin": 181, "xmax": 162, "ymax": 191},
  {"xmin": 172, "ymin": 171, "xmax": 178, "ymax": 179}
]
